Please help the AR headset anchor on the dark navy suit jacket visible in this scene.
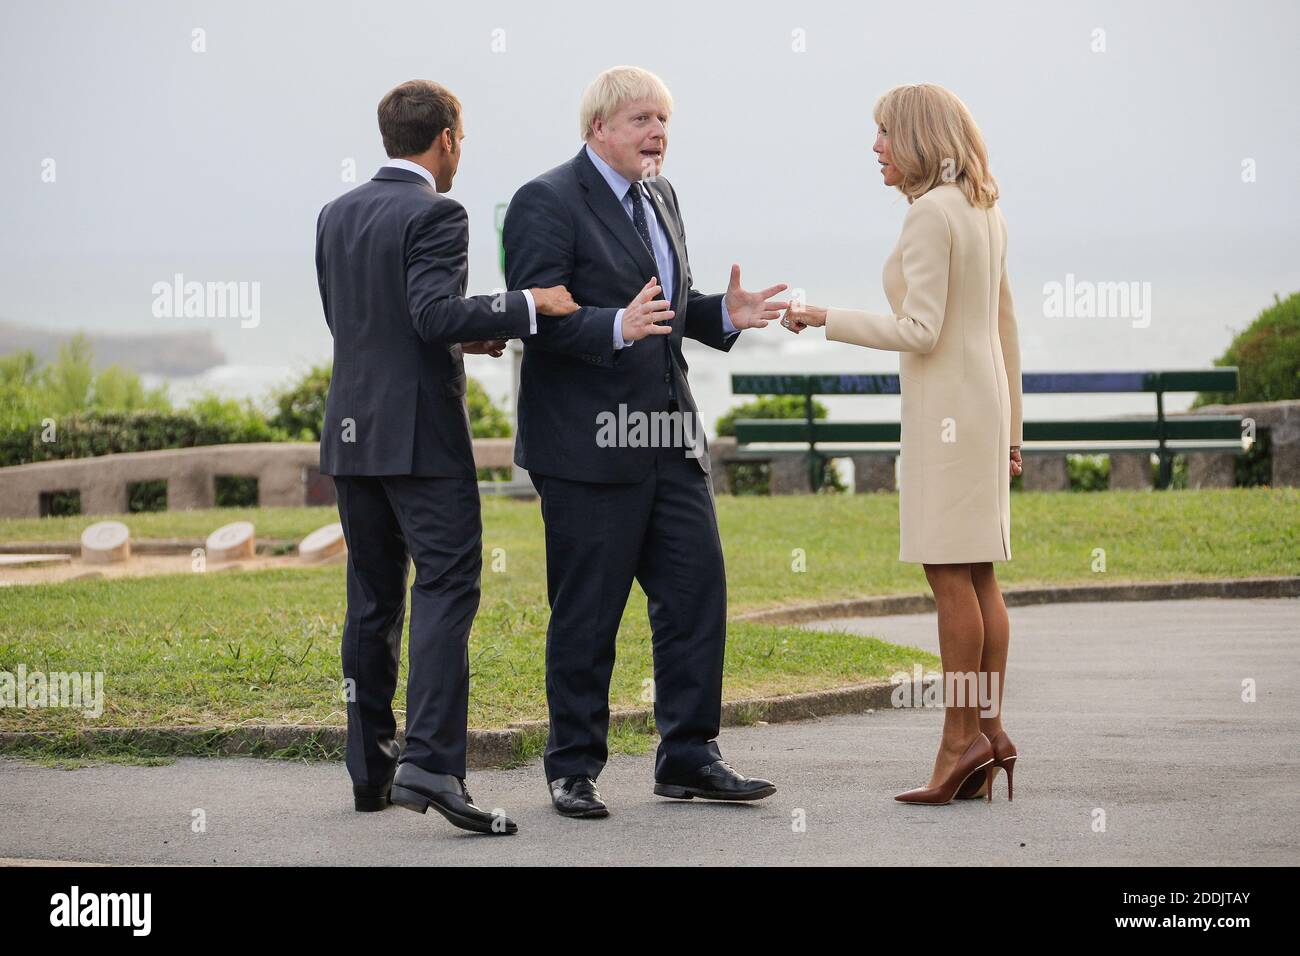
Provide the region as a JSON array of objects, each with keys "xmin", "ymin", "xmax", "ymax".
[
  {"xmin": 315, "ymin": 166, "xmax": 531, "ymax": 477},
  {"xmin": 503, "ymin": 148, "xmax": 737, "ymax": 483}
]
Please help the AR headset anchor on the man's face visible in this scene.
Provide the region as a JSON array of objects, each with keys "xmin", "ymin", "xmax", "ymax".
[
  {"xmin": 590, "ymin": 97, "xmax": 669, "ymax": 182},
  {"xmin": 435, "ymin": 119, "xmax": 464, "ymax": 192}
]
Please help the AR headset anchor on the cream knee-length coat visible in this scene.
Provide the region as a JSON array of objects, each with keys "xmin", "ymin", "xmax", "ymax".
[{"xmin": 825, "ymin": 183, "xmax": 1023, "ymax": 564}]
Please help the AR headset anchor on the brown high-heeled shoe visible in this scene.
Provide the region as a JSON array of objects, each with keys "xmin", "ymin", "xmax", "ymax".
[
  {"xmin": 956, "ymin": 730, "xmax": 1018, "ymax": 800},
  {"xmin": 895, "ymin": 733, "xmax": 994, "ymax": 805}
]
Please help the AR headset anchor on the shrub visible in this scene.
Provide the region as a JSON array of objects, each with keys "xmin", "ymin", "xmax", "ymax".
[
  {"xmin": 467, "ymin": 377, "xmax": 511, "ymax": 438},
  {"xmin": 215, "ymin": 475, "xmax": 259, "ymax": 507},
  {"xmin": 1195, "ymin": 291, "xmax": 1300, "ymax": 406},
  {"xmin": 715, "ymin": 394, "xmax": 829, "ymax": 437},
  {"xmin": 127, "ymin": 479, "xmax": 168, "ymax": 513},
  {"xmin": 267, "ymin": 362, "xmax": 512, "ymax": 440},
  {"xmin": 0, "ymin": 338, "xmax": 170, "ymax": 433},
  {"xmin": 268, "ymin": 363, "xmax": 331, "ymax": 440},
  {"xmin": 1067, "ymin": 454, "xmax": 1109, "ymax": 492},
  {"xmin": 716, "ymin": 394, "xmax": 845, "ymax": 494}
]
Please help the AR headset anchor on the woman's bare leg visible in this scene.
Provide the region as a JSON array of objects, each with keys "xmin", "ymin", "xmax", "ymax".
[
  {"xmin": 922, "ymin": 562, "xmax": 985, "ymax": 788},
  {"xmin": 970, "ymin": 562, "xmax": 1009, "ymax": 740}
]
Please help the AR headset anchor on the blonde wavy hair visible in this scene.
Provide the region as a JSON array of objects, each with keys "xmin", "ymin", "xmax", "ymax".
[
  {"xmin": 873, "ymin": 84, "xmax": 999, "ymax": 208},
  {"xmin": 579, "ymin": 66, "xmax": 673, "ymax": 141}
]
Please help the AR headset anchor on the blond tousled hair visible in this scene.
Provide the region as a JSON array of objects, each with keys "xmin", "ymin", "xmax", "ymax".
[
  {"xmin": 579, "ymin": 66, "xmax": 673, "ymax": 141},
  {"xmin": 873, "ymin": 84, "xmax": 999, "ymax": 208}
]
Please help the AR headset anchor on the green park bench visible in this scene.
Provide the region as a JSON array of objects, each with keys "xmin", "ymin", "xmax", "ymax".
[{"xmin": 730, "ymin": 369, "xmax": 1243, "ymax": 491}]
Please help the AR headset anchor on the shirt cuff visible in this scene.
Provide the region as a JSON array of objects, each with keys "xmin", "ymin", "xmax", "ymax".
[
  {"xmin": 720, "ymin": 296, "xmax": 739, "ymax": 336},
  {"xmin": 521, "ymin": 289, "xmax": 537, "ymax": 336},
  {"xmin": 613, "ymin": 309, "xmax": 631, "ymax": 349}
]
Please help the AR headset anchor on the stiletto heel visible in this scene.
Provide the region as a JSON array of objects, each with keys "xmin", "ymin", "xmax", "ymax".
[
  {"xmin": 958, "ymin": 730, "xmax": 1019, "ymax": 801},
  {"xmin": 988, "ymin": 730, "xmax": 1018, "ymax": 801}
]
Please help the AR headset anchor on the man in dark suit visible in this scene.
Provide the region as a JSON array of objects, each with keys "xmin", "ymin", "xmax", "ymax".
[
  {"xmin": 315, "ymin": 79, "xmax": 576, "ymax": 834},
  {"xmin": 503, "ymin": 66, "xmax": 787, "ymax": 817}
]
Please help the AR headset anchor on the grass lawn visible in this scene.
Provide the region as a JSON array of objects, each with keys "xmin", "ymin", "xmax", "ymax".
[{"xmin": 1, "ymin": 488, "xmax": 1295, "ymax": 744}]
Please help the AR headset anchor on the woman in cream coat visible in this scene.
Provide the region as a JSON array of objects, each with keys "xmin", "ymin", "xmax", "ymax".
[{"xmin": 786, "ymin": 84, "xmax": 1024, "ymax": 805}]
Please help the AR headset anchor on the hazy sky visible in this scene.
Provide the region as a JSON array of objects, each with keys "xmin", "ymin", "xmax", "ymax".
[{"xmin": 2, "ymin": 0, "xmax": 1297, "ymax": 422}]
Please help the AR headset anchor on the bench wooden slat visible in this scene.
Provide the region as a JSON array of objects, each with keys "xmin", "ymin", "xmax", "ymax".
[
  {"xmin": 734, "ymin": 443, "xmax": 1241, "ymax": 460},
  {"xmin": 1153, "ymin": 369, "xmax": 1240, "ymax": 392},
  {"xmin": 731, "ymin": 368, "xmax": 1239, "ymax": 396},
  {"xmin": 736, "ymin": 416, "xmax": 1243, "ymax": 446},
  {"xmin": 734, "ymin": 420, "xmax": 901, "ymax": 443},
  {"xmin": 1163, "ymin": 416, "xmax": 1243, "ymax": 440}
]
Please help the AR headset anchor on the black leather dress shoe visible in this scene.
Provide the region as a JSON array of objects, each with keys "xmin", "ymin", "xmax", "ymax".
[
  {"xmin": 549, "ymin": 775, "xmax": 609, "ymax": 818},
  {"xmin": 353, "ymin": 768, "xmax": 396, "ymax": 812},
  {"xmin": 654, "ymin": 760, "xmax": 777, "ymax": 801},
  {"xmin": 390, "ymin": 763, "xmax": 518, "ymax": 835}
]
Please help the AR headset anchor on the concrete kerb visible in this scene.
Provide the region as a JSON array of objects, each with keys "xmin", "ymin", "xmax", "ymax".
[{"xmin": 732, "ymin": 575, "xmax": 1300, "ymax": 626}]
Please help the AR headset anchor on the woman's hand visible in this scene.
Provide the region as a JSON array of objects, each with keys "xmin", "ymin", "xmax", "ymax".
[
  {"xmin": 781, "ymin": 300, "xmax": 828, "ymax": 333},
  {"xmin": 1010, "ymin": 446, "xmax": 1023, "ymax": 477}
]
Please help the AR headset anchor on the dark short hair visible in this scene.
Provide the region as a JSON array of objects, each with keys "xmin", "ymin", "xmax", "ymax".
[{"xmin": 377, "ymin": 80, "xmax": 461, "ymax": 158}]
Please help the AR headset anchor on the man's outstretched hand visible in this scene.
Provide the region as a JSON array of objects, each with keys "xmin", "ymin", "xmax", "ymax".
[{"xmin": 724, "ymin": 265, "xmax": 788, "ymax": 330}]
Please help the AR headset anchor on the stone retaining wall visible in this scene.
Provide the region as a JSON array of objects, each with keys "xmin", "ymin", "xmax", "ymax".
[{"xmin": 0, "ymin": 439, "xmax": 516, "ymax": 519}]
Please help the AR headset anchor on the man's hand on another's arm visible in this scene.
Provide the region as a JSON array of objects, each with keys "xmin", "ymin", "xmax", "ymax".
[{"xmin": 530, "ymin": 285, "xmax": 579, "ymax": 316}]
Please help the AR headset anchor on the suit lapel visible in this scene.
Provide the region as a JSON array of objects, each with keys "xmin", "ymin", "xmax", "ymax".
[
  {"xmin": 575, "ymin": 149, "xmax": 660, "ymax": 283},
  {"xmin": 643, "ymin": 179, "xmax": 687, "ymax": 313}
]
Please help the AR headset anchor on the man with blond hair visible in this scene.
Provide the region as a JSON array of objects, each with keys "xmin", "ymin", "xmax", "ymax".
[{"xmin": 503, "ymin": 66, "xmax": 786, "ymax": 818}]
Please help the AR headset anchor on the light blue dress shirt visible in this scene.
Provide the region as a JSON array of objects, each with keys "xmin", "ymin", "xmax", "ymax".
[{"xmin": 582, "ymin": 145, "xmax": 736, "ymax": 349}]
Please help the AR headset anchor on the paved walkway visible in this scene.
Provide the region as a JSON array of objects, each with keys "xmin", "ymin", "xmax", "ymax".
[{"xmin": 1, "ymin": 598, "xmax": 1296, "ymax": 865}]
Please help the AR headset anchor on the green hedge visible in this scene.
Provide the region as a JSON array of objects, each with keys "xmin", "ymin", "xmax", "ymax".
[{"xmin": 0, "ymin": 411, "xmax": 284, "ymax": 468}]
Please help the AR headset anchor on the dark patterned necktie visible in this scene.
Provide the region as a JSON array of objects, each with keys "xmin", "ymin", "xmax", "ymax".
[
  {"xmin": 629, "ymin": 181, "xmax": 676, "ymax": 403},
  {"xmin": 628, "ymin": 182, "xmax": 654, "ymax": 257}
]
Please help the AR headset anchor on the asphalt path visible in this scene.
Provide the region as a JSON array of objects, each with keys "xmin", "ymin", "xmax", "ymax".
[{"xmin": 2, "ymin": 598, "xmax": 1296, "ymax": 865}]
